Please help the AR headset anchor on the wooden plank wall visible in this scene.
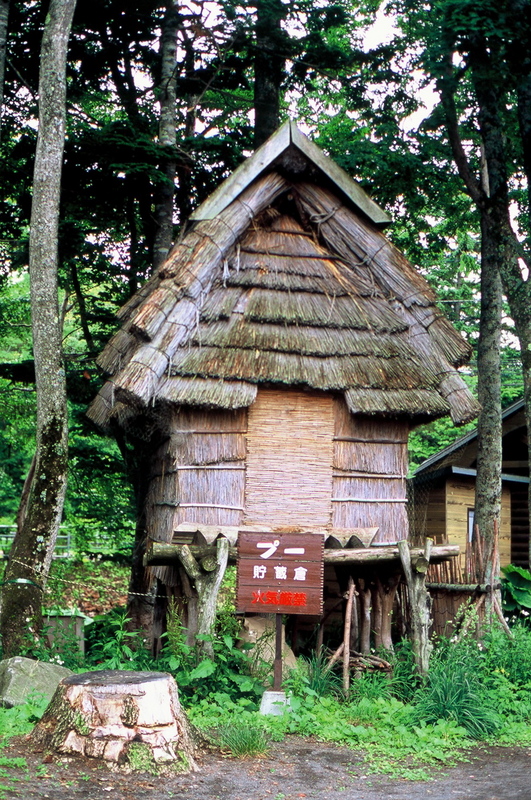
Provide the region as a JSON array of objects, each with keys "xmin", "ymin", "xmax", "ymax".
[
  {"xmin": 332, "ymin": 399, "xmax": 409, "ymax": 542},
  {"xmin": 445, "ymin": 478, "xmax": 512, "ymax": 571},
  {"xmin": 510, "ymin": 485, "xmax": 529, "ymax": 568},
  {"xmin": 244, "ymin": 389, "xmax": 334, "ymax": 527}
]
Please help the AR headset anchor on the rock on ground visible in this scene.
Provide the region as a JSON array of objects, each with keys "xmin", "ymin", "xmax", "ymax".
[{"xmin": 0, "ymin": 656, "xmax": 72, "ymax": 708}]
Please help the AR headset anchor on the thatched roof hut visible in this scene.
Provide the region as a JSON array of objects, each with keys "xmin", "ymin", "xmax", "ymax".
[{"xmin": 88, "ymin": 121, "xmax": 478, "ymax": 651}]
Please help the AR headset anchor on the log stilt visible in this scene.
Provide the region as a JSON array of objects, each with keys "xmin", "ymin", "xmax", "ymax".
[
  {"xmin": 342, "ymin": 577, "xmax": 355, "ymax": 694},
  {"xmin": 374, "ymin": 573, "xmax": 400, "ymax": 652},
  {"xmin": 31, "ymin": 670, "xmax": 197, "ymax": 772},
  {"xmin": 357, "ymin": 577, "xmax": 372, "ymax": 655},
  {"xmin": 399, "ymin": 538, "xmax": 433, "ymax": 675},
  {"xmin": 175, "ymin": 538, "xmax": 229, "ymax": 655}
]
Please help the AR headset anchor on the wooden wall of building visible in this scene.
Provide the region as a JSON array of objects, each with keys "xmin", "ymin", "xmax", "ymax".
[
  {"xmin": 510, "ymin": 484, "xmax": 530, "ymax": 568},
  {"xmin": 445, "ymin": 478, "xmax": 512, "ymax": 568}
]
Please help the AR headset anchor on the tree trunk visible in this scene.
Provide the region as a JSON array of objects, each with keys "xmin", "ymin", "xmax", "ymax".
[
  {"xmin": 152, "ymin": 1, "xmax": 179, "ymax": 272},
  {"xmin": 31, "ymin": 670, "xmax": 197, "ymax": 772},
  {"xmin": 254, "ymin": 0, "xmax": 286, "ymax": 147},
  {"xmin": 474, "ymin": 214, "xmax": 503, "ymax": 604},
  {"xmin": 0, "ymin": 0, "xmax": 8, "ymax": 139},
  {"xmin": 0, "ymin": 0, "xmax": 75, "ymax": 658}
]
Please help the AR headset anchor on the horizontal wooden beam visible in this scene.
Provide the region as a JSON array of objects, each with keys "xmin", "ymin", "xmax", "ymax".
[
  {"xmin": 323, "ymin": 544, "xmax": 459, "ymax": 565},
  {"xmin": 426, "ymin": 582, "xmax": 501, "ymax": 593},
  {"xmin": 145, "ymin": 542, "xmax": 460, "ymax": 567}
]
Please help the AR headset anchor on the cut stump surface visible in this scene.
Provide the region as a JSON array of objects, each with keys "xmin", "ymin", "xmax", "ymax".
[{"xmin": 31, "ymin": 670, "xmax": 197, "ymax": 773}]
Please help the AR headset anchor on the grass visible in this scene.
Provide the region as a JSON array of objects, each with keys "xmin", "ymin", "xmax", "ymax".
[
  {"xmin": 186, "ymin": 623, "xmax": 531, "ymax": 780},
  {"xmin": 0, "ymin": 699, "xmax": 45, "ymax": 799},
  {"xmin": 209, "ymin": 721, "xmax": 271, "ymax": 758}
]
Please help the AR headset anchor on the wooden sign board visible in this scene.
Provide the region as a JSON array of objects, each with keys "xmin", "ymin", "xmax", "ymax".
[{"xmin": 237, "ymin": 532, "xmax": 324, "ymax": 616}]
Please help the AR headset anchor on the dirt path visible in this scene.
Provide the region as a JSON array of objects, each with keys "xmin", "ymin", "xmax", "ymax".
[{"xmin": 3, "ymin": 736, "xmax": 530, "ymax": 800}]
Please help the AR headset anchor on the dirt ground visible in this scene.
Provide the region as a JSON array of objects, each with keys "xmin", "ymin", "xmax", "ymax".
[{"xmin": 2, "ymin": 735, "xmax": 531, "ymax": 800}]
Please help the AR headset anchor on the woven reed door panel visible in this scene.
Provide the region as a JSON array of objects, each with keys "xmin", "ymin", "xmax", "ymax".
[{"xmin": 244, "ymin": 389, "xmax": 334, "ymax": 527}]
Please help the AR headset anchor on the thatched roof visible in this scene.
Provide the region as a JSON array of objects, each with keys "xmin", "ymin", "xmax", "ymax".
[{"xmin": 88, "ymin": 122, "xmax": 479, "ymax": 430}]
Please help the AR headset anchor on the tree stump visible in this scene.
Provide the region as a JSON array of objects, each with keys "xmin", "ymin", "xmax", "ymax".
[{"xmin": 31, "ymin": 670, "xmax": 197, "ymax": 773}]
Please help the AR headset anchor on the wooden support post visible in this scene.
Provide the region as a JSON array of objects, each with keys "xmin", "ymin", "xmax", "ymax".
[
  {"xmin": 357, "ymin": 577, "xmax": 372, "ymax": 654},
  {"xmin": 398, "ymin": 538, "xmax": 433, "ymax": 675},
  {"xmin": 342, "ymin": 576, "xmax": 355, "ymax": 694},
  {"xmin": 273, "ymin": 614, "xmax": 283, "ymax": 691},
  {"xmin": 175, "ymin": 538, "xmax": 229, "ymax": 656},
  {"xmin": 374, "ymin": 573, "xmax": 400, "ymax": 652}
]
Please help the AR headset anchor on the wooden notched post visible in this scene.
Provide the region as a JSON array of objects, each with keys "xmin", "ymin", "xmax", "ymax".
[
  {"xmin": 175, "ymin": 537, "xmax": 229, "ymax": 656},
  {"xmin": 398, "ymin": 538, "xmax": 433, "ymax": 675}
]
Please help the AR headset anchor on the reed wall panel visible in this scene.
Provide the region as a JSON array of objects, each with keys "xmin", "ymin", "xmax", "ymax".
[
  {"xmin": 331, "ymin": 500, "xmax": 408, "ymax": 538},
  {"xmin": 334, "ymin": 442, "xmax": 408, "ymax": 475},
  {"xmin": 145, "ymin": 406, "xmax": 247, "ymax": 558},
  {"xmin": 244, "ymin": 388, "xmax": 334, "ymax": 527},
  {"xmin": 169, "ymin": 408, "xmax": 247, "ymax": 465},
  {"xmin": 334, "ymin": 402, "xmax": 409, "ymax": 442},
  {"xmin": 332, "ymin": 398, "xmax": 409, "ymax": 541}
]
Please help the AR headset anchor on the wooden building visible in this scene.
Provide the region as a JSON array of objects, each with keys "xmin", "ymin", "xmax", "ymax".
[
  {"xmin": 411, "ymin": 399, "xmax": 529, "ymax": 571},
  {"xmin": 88, "ymin": 121, "xmax": 479, "ymax": 652}
]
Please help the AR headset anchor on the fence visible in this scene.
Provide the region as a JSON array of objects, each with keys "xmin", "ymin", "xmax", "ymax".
[{"xmin": 0, "ymin": 525, "xmax": 73, "ymax": 558}]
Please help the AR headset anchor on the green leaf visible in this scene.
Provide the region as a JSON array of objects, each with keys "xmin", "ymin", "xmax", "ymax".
[{"xmin": 188, "ymin": 659, "xmax": 216, "ymax": 681}]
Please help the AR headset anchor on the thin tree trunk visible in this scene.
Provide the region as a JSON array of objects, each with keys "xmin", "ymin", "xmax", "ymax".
[
  {"xmin": 0, "ymin": 0, "xmax": 76, "ymax": 658},
  {"xmin": 254, "ymin": 0, "xmax": 286, "ymax": 147},
  {"xmin": 0, "ymin": 0, "xmax": 8, "ymax": 139},
  {"xmin": 152, "ymin": 1, "xmax": 179, "ymax": 272},
  {"xmin": 474, "ymin": 215, "xmax": 503, "ymax": 602}
]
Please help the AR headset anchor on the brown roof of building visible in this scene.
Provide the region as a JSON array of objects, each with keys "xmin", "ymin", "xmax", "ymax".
[{"xmin": 88, "ymin": 125, "xmax": 479, "ymax": 430}]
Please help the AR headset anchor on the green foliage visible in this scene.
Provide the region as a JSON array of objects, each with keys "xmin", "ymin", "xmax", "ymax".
[
  {"xmin": 480, "ymin": 623, "xmax": 531, "ymax": 693},
  {"xmin": 284, "ymin": 652, "xmax": 343, "ymax": 699},
  {"xmin": 85, "ymin": 609, "xmax": 152, "ymax": 670},
  {"xmin": 0, "ymin": 694, "xmax": 47, "ymax": 743},
  {"xmin": 410, "ymin": 653, "xmax": 501, "ymax": 739},
  {"xmin": 161, "ymin": 600, "xmax": 263, "ymax": 706},
  {"xmin": 168, "ymin": 631, "xmax": 263, "ymax": 706},
  {"xmin": 45, "ymin": 558, "xmax": 129, "ymax": 612},
  {"xmin": 387, "ymin": 639, "xmax": 423, "ymax": 703},
  {"xmin": 348, "ymin": 671, "xmax": 393, "ymax": 703},
  {"xmin": 501, "ymin": 565, "xmax": 531, "ymax": 617},
  {"xmin": 17, "ymin": 615, "xmax": 86, "ymax": 671}
]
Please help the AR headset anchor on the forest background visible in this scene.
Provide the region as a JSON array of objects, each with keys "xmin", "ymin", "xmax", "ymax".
[{"xmin": 0, "ymin": 0, "xmax": 527, "ymax": 566}]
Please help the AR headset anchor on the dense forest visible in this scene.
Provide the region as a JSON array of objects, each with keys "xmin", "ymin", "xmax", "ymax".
[{"xmin": 0, "ymin": 0, "xmax": 528, "ymax": 564}]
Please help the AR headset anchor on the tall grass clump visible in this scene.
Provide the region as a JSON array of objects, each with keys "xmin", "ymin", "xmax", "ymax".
[
  {"xmin": 209, "ymin": 721, "xmax": 270, "ymax": 758},
  {"xmin": 411, "ymin": 635, "xmax": 501, "ymax": 739},
  {"xmin": 286, "ymin": 651, "xmax": 343, "ymax": 699}
]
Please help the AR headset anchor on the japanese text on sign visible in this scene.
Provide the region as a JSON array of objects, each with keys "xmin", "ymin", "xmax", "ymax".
[{"xmin": 237, "ymin": 532, "xmax": 324, "ymax": 616}]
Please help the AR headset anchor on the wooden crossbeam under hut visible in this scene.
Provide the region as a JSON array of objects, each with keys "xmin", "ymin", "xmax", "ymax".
[{"xmin": 144, "ymin": 527, "xmax": 460, "ymax": 567}]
